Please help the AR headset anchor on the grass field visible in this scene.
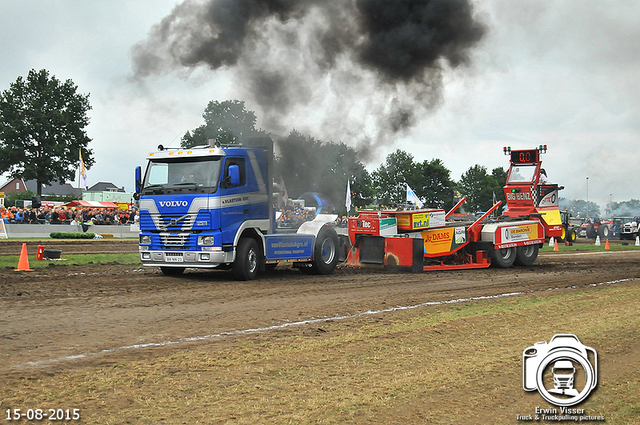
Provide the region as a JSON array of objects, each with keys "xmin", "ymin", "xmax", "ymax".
[
  {"xmin": 3, "ymin": 281, "xmax": 639, "ymax": 424},
  {"xmin": 540, "ymin": 243, "xmax": 640, "ymax": 252},
  {"xmin": 2, "ymin": 237, "xmax": 637, "ymax": 269},
  {"xmin": 0, "ymin": 253, "xmax": 140, "ymax": 269}
]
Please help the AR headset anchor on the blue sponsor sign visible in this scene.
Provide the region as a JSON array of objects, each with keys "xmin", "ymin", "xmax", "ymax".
[{"xmin": 265, "ymin": 234, "xmax": 314, "ymax": 261}]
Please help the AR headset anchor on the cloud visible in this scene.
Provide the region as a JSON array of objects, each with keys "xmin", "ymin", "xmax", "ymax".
[{"xmin": 131, "ymin": 0, "xmax": 486, "ymax": 160}]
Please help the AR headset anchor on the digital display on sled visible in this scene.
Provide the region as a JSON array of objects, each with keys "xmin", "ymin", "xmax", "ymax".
[{"xmin": 511, "ymin": 149, "xmax": 539, "ymax": 164}]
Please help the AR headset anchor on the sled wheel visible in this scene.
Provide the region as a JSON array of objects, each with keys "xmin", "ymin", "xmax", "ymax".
[
  {"xmin": 232, "ymin": 238, "xmax": 260, "ymax": 281},
  {"xmin": 491, "ymin": 247, "xmax": 516, "ymax": 268},
  {"xmin": 515, "ymin": 244, "xmax": 539, "ymax": 266},
  {"xmin": 310, "ymin": 226, "xmax": 339, "ymax": 275}
]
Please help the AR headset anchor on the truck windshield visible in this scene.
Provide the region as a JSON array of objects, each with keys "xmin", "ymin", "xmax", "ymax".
[
  {"xmin": 508, "ymin": 165, "xmax": 537, "ymax": 183},
  {"xmin": 142, "ymin": 157, "xmax": 222, "ymax": 195}
]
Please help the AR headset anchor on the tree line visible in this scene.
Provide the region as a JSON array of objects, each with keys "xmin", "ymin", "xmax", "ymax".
[
  {"xmin": 0, "ymin": 69, "xmax": 629, "ymax": 217},
  {"xmin": 180, "ymin": 99, "xmax": 511, "ymax": 214},
  {"xmin": 182, "ymin": 99, "xmax": 634, "ymax": 218}
]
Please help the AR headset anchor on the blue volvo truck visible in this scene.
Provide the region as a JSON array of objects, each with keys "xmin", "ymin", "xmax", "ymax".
[{"xmin": 134, "ymin": 137, "xmax": 341, "ymax": 280}]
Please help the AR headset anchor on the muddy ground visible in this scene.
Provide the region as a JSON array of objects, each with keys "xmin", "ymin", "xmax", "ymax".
[{"xmin": 1, "ymin": 239, "xmax": 638, "ymax": 373}]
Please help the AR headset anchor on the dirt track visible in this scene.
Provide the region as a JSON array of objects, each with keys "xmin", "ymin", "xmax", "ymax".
[{"xmin": 2, "ymin": 239, "xmax": 639, "ymax": 374}]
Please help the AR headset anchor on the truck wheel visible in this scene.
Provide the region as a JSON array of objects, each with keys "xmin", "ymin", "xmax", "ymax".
[
  {"xmin": 232, "ymin": 238, "xmax": 260, "ymax": 281},
  {"xmin": 515, "ymin": 245, "xmax": 539, "ymax": 266},
  {"xmin": 491, "ymin": 247, "xmax": 516, "ymax": 268},
  {"xmin": 567, "ymin": 229, "xmax": 576, "ymax": 242},
  {"xmin": 586, "ymin": 224, "xmax": 595, "ymax": 239},
  {"xmin": 598, "ymin": 225, "xmax": 609, "ymax": 238},
  {"xmin": 161, "ymin": 267, "xmax": 185, "ymax": 276},
  {"xmin": 310, "ymin": 226, "xmax": 339, "ymax": 275}
]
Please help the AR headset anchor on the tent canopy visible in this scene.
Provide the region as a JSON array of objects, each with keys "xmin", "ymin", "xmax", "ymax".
[{"xmin": 63, "ymin": 200, "xmax": 118, "ymax": 208}]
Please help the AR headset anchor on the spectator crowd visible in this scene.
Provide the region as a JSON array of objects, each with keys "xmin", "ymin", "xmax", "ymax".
[{"xmin": 1, "ymin": 205, "xmax": 139, "ymax": 226}]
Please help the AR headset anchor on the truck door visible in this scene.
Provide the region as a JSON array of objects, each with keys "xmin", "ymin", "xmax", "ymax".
[{"xmin": 219, "ymin": 157, "xmax": 249, "ymax": 245}]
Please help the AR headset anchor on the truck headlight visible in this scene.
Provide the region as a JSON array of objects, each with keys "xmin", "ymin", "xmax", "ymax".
[
  {"xmin": 140, "ymin": 235, "xmax": 151, "ymax": 244},
  {"xmin": 198, "ymin": 236, "xmax": 214, "ymax": 245}
]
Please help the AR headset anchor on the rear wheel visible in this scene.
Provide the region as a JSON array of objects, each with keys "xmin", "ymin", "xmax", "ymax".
[
  {"xmin": 557, "ymin": 225, "xmax": 567, "ymax": 243},
  {"xmin": 232, "ymin": 238, "xmax": 260, "ymax": 281},
  {"xmin": 566, "ymin": 229, "xmax": 576, "ymax": 243},
  {"xmin": 598, "ymin": 225, "xmax": 610, "ymax": 239},
  {"xmin": 160, "ymin": 267, "xmax": 185, "ymax": 276},
  {"xmin": 490, "ymin": 247, "xmax": 516, "ymax": 268},
  {"xmin": 586, "ymin": 224, "xmax": 596, "ymax": 239},
  {"xmin": 310, "ymin": 226, "xmax": 339, "ymax": 275},
  {"xmin": 515, "ymin": 244, "xmax": 539, "ymax": 266}
]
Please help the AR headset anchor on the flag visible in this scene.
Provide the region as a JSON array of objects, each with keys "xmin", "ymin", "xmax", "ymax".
[
  {"xmin": 79, "ymin": 150, "xmax": 88, "ymax": 188},
  {"xmin": 346, "ymin": 180, "xmax": 352, "ymax": 212},
  {"xmin": 493, "ymin": 191, "xmax": 497, "ymax": 205},
  {"xmin": 406, "ymin": 184, "xmax": 424, "ymax": 208}
]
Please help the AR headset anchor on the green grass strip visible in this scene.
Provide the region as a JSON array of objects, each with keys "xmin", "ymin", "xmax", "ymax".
[{"xmin": 1, "ymin": 253, "xmax": 141, "ymax": 269}]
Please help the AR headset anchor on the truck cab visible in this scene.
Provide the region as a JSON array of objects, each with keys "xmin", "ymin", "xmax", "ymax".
[{"xmin": 135, "ymin": 138, "xmax": 340, "ymax": 280}]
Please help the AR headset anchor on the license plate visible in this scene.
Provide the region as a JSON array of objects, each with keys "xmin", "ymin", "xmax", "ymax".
[{"xmin": 166, "ymin": 256, "xmax": 184, "ymax": 262}]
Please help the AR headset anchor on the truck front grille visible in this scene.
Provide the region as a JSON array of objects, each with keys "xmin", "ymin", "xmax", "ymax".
[
  {"xmin": 149, "ymin": 213, "xmax": 198, "ymax": 230},
  {"xmin": 159, "ymin": 233, "xmax": 193, "ymax": 250}
]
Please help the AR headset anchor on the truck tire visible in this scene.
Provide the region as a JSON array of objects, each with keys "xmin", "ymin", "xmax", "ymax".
[
  {"xmin": 310, "ymin": 226, "xmax": 339, "ymax": 275},
  {"xmin": 232, "ymin": 238, "xmax": 260, "ymax": 281},
  {"xmin": 161, "ymin": 266, "xmax": 185, "ymax": 276},
  {"xmin": 598, "ymin": 225, "xmax": 610, "ymax": 239},
  {"xmin": 566, "ymin": 229, "xmax": 576, "ymax": 243},
  {"xmin": 586, "ymin": 224, "xmax": 596, "ymax": 239},
  {"xmin": 515, "ymin": 244, "xmax": 539, "ymax": 266},
  {"xmin": 490, "ymin": 247, "xmax": 516, "ymax": 268}
]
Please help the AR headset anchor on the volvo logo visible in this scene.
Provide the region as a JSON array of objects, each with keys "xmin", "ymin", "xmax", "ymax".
[{"xmin": 159, "ymin": 201, "xmax": 188, "ymax": 207}]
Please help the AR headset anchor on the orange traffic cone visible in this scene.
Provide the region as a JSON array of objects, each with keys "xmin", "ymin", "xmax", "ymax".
[
  {"xmin": 16, "ymin": 243, "xmax": 32, "ymax": 271},
  {"xmin": 554, "ymin": 239, "xmax": 559, "ymax": 251},
  {"xmin": 605, "ymin": 239, "xmax": 610, "ymax": 250}
]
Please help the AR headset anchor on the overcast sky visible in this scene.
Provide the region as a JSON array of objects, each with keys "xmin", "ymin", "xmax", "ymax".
[{"xmin": 1, "ymin": 0, "xmax": 639, "ymax": 210}]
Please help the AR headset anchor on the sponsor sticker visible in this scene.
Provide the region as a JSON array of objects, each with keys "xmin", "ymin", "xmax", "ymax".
[{"xmin": 501, "ymin": 225, "xmax": 538, "ymax": 243}]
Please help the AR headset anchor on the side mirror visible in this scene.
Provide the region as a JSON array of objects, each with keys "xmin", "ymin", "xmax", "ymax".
[
  {"xmin": 229, "ymin": 164, "xmax": 240, "ymax": 187},
  {"xmin": 135, "ymin": 166, "xmax": 142, "ymax": 194}
]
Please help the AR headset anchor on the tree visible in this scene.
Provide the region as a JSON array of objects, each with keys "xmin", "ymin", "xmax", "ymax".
[
  {"xmin": 0, "ymin": 69, "xmax": 93, "ymax": 196},
  {"xmin": 564, "ymin": 199, "xmax": 601, "ymax": 218},
  {"xmin": 458, "ymin": 165, "xmax": 501, "ymax": 212},
  {"xmin": 371, "ymin": 150, "xmax": 421, "ymax": 206},
  {"xmin": 371, "ymin": 150, "xmax": 456, "ymax": 209},
  {"xmin": 606, "ymin": 199, "xmax": 640, "ymax": 217},
  {"xmin": 417, "ymin": 158, "xmax": 456, "ymax": 210},
  {"xmin": 491, "ymin": 167, "xmax": 507, "ymax": 206},
  {"xmin": 274, "ymin": 130, "xmax": 372, "ymax": 212},
  {"xmin": 3, "ymin": 189, "xmax": 36, "ymax": 208},
  {"xmin": 181, "ymin": 100, "xmax": 264, "ymax": 148}
]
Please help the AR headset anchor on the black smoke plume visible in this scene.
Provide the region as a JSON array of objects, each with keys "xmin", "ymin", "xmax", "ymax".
[{"xmin": 132, "ymin": 0, "xmax": 486, "ymax": 160}]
